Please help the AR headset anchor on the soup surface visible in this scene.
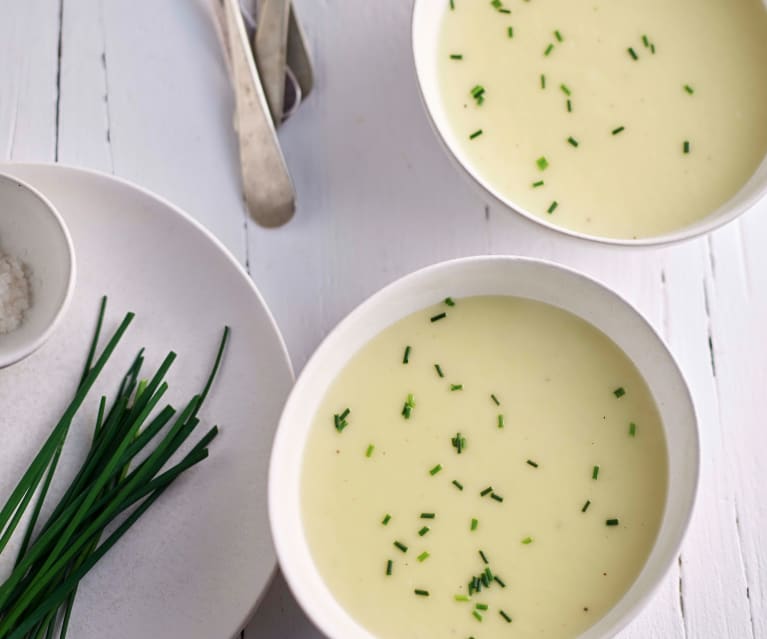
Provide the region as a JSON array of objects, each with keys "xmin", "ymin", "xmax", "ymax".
[
  {"xmin": 437, "ymin": 0, "xmax": 767, "ymax": 239},
  {"xmin": 302, "ymin": 296, "xmax": 668, "ymax": 638}
]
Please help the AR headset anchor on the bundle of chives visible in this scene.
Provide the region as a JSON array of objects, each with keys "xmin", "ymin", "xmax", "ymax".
[{"xmin": 0, "ymin": 297, "xmax": 227, "ymax": 638}]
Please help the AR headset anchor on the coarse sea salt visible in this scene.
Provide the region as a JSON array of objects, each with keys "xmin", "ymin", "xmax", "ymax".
[{"xmin": 0, "ymin": 250, "xmax": 31, "ymax": 334}]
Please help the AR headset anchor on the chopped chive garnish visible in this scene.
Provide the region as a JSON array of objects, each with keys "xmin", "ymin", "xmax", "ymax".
[
  {"xmin": 455, "ymin": 594, "xmax": 471, "ymax": 602},
  {"xmin": 450, "ymin": 0, "xmax": 454, "ymax": 9},
  {"xmin": 507, "ymin": 26, "xmax": 514, "ymax": 38},
  {"xmin": 431, "ymin": 312, "xmax": 448, "ymax": 322},
  {"xmin": 476, "ymin": 603, "xmax": 489, "ymax": 611},
  {"xmin": 651, "ymin": 43, "xmax": 656, "ymax": 54},
  {"xmin": 480, "ymin": 573, "xmax": 489, "ymax": 587},
  {"xmin": 444, "ymin": 297, "xmax": 456, "ymax": 306},
  {"xmin": 548, "ymin": 201, "xmax": 558, "ymax": 214},
  {"xmin": 414, "ymin": 589, "xmax": 430, "ymax": 596},
  {"xmin": 450, "ymin": 384, "xmax": 463, "ymax": 391},
  {"xmin": 453, "ymin": 479, "xmax": 464, "ymax": 491},
  {"xmin": 684, "ymin": 84, "xmax": 694, "ymax": 95},
  {"xmin": 544, "ymin": 43, "xmax": 554, "ymax": 56},
  {"xmin": 613, "ymin": 387, "xmax": 626, "ymax": 398},
  {"xmin": 683, "ymin": 140, "xmax": 691, "ymax": 154},
  {"xmin": 469, "ymin": 129, "xmax": 483, "ymax": 140},
  {"xmin": 642, "ymin": 34, "xmax": 650, "ymax": 47},
  {"xmin": 521, "ymin": 536, "xmax": 533, "ymax": 544},
  {"xmin": 430, "ymin": 464, "xmax": 443, "ymax": 476},
  {"xmin": 499, "ymin": 7, "xmax": 510, "ymax": 13},
  {"xmin": 480, "ymin": 486, "xmax": 493, "ymax": 497},
  {"xmin": 494, "ymin": 575, "xmax": 507, "ymax": 587},
  {"xmin": 402, "ymin": 393, "xmax": 415, "ymax": 419},
  {"xmin": 421, "ymin": 512, "xmax": 436, "ymax": 519},
  {"xmin": 491, "ymin": 492, "xmax": 504, "ymax": 502},
  {"xmin": 382, "ymin": 513, "xmax": 392, "ymax": 525},
  {"xmin": 450, "ymin": 53, "xmax": 463, "ymax": 60},
  {"xmin": 592, "ymin": 465, "xmax": 600, "ymax": 480},
  {"xmin": 491, "ymin": 0, "xmax": 501, "ymax": 7},
  {"xmin": 628, "ymin": 47, "xmax": 638, "ymax": 60},
  {"xmin": 606, "ymin": 518, "xmax": 620, "ymax": 526},
  {"xmin": 612, "ymin": 126, "xmax": 625, "ymax": 135},
  {"xmin": 452, "ymin": 432, "xmax": 467, "ymax": 454},
  {"xmin": 484, "ymin": 567, "xmax": 493, "ymax": 581},
  {"xmin": 479, "ymin": 549, "xmax": 489, "ymax": 564},
  {"xmin": 566, "ymin": 99, "xmax": 572, "ymax": 113},
  {"xmin": 401, "ymin": 393, "xmax": 416, "ymax": 419},
  {"xmin": 435, "ymin": 363, "xmax": 445, "ymax": 377},
  {"xmin": 471, "ymin": 85, "xmax": 485, "ymax": 99},
  {"xmin": 532, "ymin": 180, "xmax": 544, "ymax": 188},
  {"xmin": 581, "ymin": 500, "xmax": 591, "ymax": 512},
  {"xmin": 490, "ymin": 393, "xmax": 500, "ymax": 405},
  {"xmin": 334, "ymin": 408, "xmax": 351, "ymax": 432},
  {"xmin": 536, "ymin": 156, "xmax": 549, "ymax": 171},
  {"xmin": 526, "ymin": 459, "xmax": 538, "ymax": 468},
  {"xmin": 366, "ymin": 444, "xmax": 375, "ymax": 458},
  {"xmin": 403, "ymin": 345, "xmax": 411, "ymax": 364},
  {"xmin": 567, "ymin": 136, "xmax": 579, "ymax": 147},
  {"xmin": 386, "ymin": 559, "xmax": 393, "ymax": 575},
  {"xmin": 500, "ymin": 610, "xmax": 513, "ymax": 623},
  {"xmin": 394, "ymin": 541, "xmax": 408, "ymax": 553},
  {"xmin": 417, "ymin": 551, "xmax": 430, "ymax": 562},
  {"xmin": 497, "ymin": 414, "xmax": 504, "ymax": 428},
  {"xmin": 554, "ymin": 30, "xmax": 563, "ymax": 42},
  {"xmin": 472, "ymin": 610, "xmax": 484, "ymax": 622},
  {"xmin": 629, "ymin": 422, "xmax": 637, "ymax": 437},
  {"xmin": 418, "ymin": 526, "xmax": 430, "ymax": 536},
  {"xmin": 560, "ymin": 84, "xmax": 571, "ymax": 96},
  {"xmin": 471, "ymin": 517, "xmax": 479, "ymax": 531},
  {"xmin": 540, "ymin": 74, "xmax": 546, "ymax": 89}
]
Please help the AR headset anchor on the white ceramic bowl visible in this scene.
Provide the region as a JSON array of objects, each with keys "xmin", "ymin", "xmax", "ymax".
[
  {"xmin": 411, "ymin": 0, "xmax": 767, "ymax": 246},
  {"xmin": 270, "ymin": 256, "xmax": 700, "ymax": 638},
  {"xmin": 0, "ymin": 172, "xmax": 76, "ymax": 367}
]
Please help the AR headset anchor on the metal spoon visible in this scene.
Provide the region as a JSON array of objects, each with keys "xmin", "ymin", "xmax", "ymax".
[
  {"xmin": 254, "ymin": 0, "xmax": 290, "ymax": 123},
  {"xmin": 221, "ymin": 0, "xmax": 295, "ymax": 227}
]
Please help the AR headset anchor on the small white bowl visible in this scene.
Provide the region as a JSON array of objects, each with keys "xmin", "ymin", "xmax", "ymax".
[
  {"xmin": 270, "ymin": 256, "xmax": 699, "ymax": 639},
  {"xmin": 411, "ymin": 0, "xmax": 767, "ymax": 246},
  {"xmin": 0, "ymin": 172, "xmax": 76, "ymax": 368}
]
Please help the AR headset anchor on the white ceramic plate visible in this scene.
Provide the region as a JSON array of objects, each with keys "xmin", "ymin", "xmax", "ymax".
[{"xmin": 0, "ymin": 164, "xmax": 293, "ymax": 639}]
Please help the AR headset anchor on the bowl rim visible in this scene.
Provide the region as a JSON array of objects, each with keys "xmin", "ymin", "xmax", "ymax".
[
  {"xmin": 0, "ymin": 171, "xmax": 77, "ymax": 368},
  {"xmin": 269, "ymin": 254, "xmax": 700, "ymax": 639},
  {"xmin": 409, "ymin": 0, "xmax": 767, "ymax": 247}
]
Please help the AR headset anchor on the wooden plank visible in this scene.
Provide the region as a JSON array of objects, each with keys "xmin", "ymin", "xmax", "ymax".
[
  {"xmin": 57, "ymin": 0, "xmax": 113, "ymax": 170},
  {"xmin": 64, "ymin": 0, "xmax": 248, "ymax": 262},
  {"xmin": 0, "ymin": 0, "xmax": 60, "ymax": 161}
]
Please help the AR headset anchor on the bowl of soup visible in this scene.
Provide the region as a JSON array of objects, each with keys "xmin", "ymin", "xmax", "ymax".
[
  {"xmin": 412, "ymin": 0, "xmax": 767, "ymax": 244},
  {"xmin": 269, "ymin": 256, "xmax": 699, "ymax": 638}
]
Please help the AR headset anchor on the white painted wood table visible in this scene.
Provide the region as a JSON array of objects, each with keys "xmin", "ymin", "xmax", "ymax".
[{"xmin": 1, "ymin": 1, "xmax": 765, "ymax": 637}]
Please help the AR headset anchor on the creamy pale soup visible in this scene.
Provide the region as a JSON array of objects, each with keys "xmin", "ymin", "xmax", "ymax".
[
  {"xmin": 302, "ymin": 296, "xmax": 668, "ymax": 638},
  {"xmin": 437, "ymin": 0, "xmax": 767, "ymax": 239}
]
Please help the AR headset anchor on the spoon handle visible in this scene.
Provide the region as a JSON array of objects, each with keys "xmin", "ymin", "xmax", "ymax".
[{"xmin": 222, "ymin": 0, "xmax": 295, "ymax": 228}]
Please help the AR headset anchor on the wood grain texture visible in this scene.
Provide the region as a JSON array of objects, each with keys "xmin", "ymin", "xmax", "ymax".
[{"xmin": 0, "ymin": 1, "xmax": 764, "ymax": 637}]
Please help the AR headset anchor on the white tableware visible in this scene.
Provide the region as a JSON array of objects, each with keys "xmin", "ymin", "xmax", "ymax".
[
  {"xmin": 411, "ymin": 0, "xmax": 767, "ymax": 246},
  {"xmin": 270, "ymin": 256, "xmax": 699, "ymax": 638},
  {"xmin": 0, "ymin": 163, "xmax": 293, "ymax": 639},
  {"xmin": 0, "ymin": 173, "xmax": 75, "ymax": 368}
]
